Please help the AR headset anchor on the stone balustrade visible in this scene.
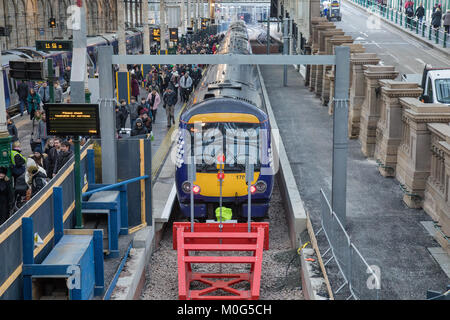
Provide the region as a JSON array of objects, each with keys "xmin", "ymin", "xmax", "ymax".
[
  {"xmin": 347, "ymin": 53, "xmax": 380, "ymax": 139},
  {"xmin": 423, "ymin": 123, "xmax": 450, "ymax": 256},
  {"xmin": 308, "ymin": 21, "xmax": 335, "ymax": 92},
  {"xmin": 395, "ymin": 98, "xmax": 450, "ymax": 209},
  {"xmin": 359, "ymin": 66, "xmax": 399, "ymax": 158},
  {"xmin": 374, "ymin": 81, "xmax": 423, "ymax": 177}
]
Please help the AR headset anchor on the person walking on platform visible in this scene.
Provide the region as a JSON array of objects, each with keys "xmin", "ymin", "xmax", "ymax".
[
  {"xmin": 0, "ymin": 167, "xmax": 14, "ymax": 226},
  {"xmin": 54, "ymin": 81, "xmax": 63, "ymax": 103},
  {"xmin": 7, "ymin": 116, "xmax": 18, "ymax": 143},
  {"xmin": 128, "ymin": 97, "xmax": 140, "ymax": 129},
  {"xmin": 147, "ymin": 88, "xmax": 160, "ymax": 124},
  {"xmin": 115, "ymin": 105, "xmax": 122, "ymax": 136},
  {"xmin": 38, "ymin": 112, "xmax": 48, "ymax": 152},
  {"xmin": 163, "ymin": 86, "xmax": 177, "ymax": 128},
  {"xmin": 30, "ymin": 110, "xmax": 42, "ymax": 153},
  {"xmin": 432, "ymin": 7, "xmax": 442, "ymax": 30},
  {"xmin": 119, "ymin": 100, "xmax": 129, "ymax": 129},
  {"xmin": 38, "ymin": 82, "xmax": 50, "ymax": 111},
  {"xmin": 53, "ymin": 141, "xmax": 73, "ymax": 177},
  {"xmin": 415, "ymin": 3, "xmax": 425, "ymax": 25},
  {"xmin": 63, "ymin": 66, "xmax": 71, "ymax": 91},
  {"xmin": 138, "ymin": 97, "xmax": 150, "ymax": 117},
  {"xmin": 131, "ymin": 118, "xmax": 148, "ymax": 136},
  {"xmin": 131, "ymin": 75, "xmax": 140, "ymax": 101},
  {"xmin": 27, "ymin": 88, "xmax": 41, "ymax": 120},
  {"xmin": 10, "ymin": 141, "xmax": 26, "ymax": 187},
  {"xmin": 140, "ymin": 113, "xmax": 152, "ymax": 133},
  {"xmin": 17, "ymin": 81, "xmax": 29, "ymax": 117},
  {"xmin": 443, "ymin": 9, "xmax": 450, "ymax": 33},
  {"xmin": 180, "ymin": 72, "xmax": 193, "ymax": 103},
  {"xmin": 47, "ymin": 138, "xmax": 61, "ymax": 178},
  {"xmin": 191, "ymin": 66, "xmax": 202, "ymax": 88}
]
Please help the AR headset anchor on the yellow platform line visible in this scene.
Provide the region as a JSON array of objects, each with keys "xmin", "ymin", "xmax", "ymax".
[{"xmin": 151, "ymin": 101, "xmax": 188, "ymax": 180}]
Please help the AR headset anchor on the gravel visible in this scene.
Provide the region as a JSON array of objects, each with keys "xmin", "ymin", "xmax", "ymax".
[{"xmin": 140, "ymin": 179, "xmax": 304, "ymax": 300}]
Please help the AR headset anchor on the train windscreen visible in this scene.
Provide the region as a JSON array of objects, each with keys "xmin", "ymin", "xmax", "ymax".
[{"xmin": 187, "ymin": 122, "xmax": 263, "ymax": 172}]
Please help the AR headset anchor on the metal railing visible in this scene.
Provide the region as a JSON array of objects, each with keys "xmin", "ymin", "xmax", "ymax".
[
  {"xmin": 316, "ymin": 189, "xmax": 381, "ymax": 299},
  {"xmin": 349, "ymin": 0, "xmax": 449, "ymax": 48}
]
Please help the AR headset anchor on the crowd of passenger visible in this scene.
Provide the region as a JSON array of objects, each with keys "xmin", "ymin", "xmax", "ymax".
[{"xmin": 0, "ymin": 32, "xmax": 224, "ymax": 225}]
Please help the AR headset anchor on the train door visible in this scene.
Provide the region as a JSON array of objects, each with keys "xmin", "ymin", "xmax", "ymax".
[{"xmin": 3, "ymin": 69, "xmax": 11, "ymax": 109}]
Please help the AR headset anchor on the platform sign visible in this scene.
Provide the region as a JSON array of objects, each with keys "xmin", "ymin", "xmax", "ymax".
[
  {"xmin": 201, "ymin": 18, "xmax": 209, "ymax": 30},
  {"xmin": 169, "ymin": 28, "xmax": 178, "ymax": 42},
  {"xmin": 36, "ymin": 40, "xmax": 73, "ymax": 52},
  {"xmin": 151, "ymin": 28, "xmax": 161, "ymax": 43},
  {"xmin": 45, "ymin": 104, "xmax": 100, "ymax": 136}
]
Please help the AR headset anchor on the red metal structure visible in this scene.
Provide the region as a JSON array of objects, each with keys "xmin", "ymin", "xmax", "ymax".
[{"xmin": 173, "ymin": 222, "xmax": 269, "ymax": 300}]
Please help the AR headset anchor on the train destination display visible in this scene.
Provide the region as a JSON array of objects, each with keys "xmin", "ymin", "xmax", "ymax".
[{"xmin": 45, "ymin": 104, "xmax": 100, "ymax": 136}]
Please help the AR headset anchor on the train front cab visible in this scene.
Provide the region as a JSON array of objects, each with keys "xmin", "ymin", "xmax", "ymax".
[{"xmin": 175, "ymin": 107, "xmax": 274, "ymax": 221}]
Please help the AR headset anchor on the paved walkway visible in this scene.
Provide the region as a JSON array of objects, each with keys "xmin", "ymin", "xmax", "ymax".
[{"xmin": 260, "ymin": 64, "xmax": 449, "ymax": 299}]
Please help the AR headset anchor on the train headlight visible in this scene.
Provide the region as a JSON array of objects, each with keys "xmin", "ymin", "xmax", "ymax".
[{"xmin": 255, "ymin": 181, "xmax": 267, "ymax": 193}]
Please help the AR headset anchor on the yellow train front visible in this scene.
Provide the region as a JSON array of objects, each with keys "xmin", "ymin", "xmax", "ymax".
[{"xmin": 174, "ymin": 21, "xmax": 274, "ymax": 221}]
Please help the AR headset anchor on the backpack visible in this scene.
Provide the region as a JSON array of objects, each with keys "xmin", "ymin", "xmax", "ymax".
[{"xmin": 406, "ymin": 6, "xmax": 414, "ymax": 16}]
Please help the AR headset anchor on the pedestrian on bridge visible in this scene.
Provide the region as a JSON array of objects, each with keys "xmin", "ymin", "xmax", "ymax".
[
  {"xmin": 415, "ymin": 3, "xmax": 425, "ymax": 25},
  {"xmin": 443, "ymin": 9, "xmax": 450, "ymax": 33},
  {"xmin": 432, "ymin": 7, "xmax": 442, "ymax": 29}
]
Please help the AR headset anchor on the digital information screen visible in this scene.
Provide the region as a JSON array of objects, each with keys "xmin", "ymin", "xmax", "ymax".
[
  {"xmin": 36, "ymin": 40, "xmax": 73, "ymax": 51},
  {"xmin": 45, "ymin": 104, "xmax": 100, "ymax": 137},
  {"xmin": 151, "ymin": 28, "xmax": 161, "ymax": 42}
]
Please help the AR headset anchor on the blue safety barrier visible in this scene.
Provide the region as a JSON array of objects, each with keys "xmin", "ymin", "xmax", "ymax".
[{"xmin": 22, "ymin": 187, "xmax": 104, "ymax": 300}]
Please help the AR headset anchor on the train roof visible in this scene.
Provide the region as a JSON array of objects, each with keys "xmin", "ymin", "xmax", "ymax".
[{"xmin": 180, "ymin": 98, "xmax": 269, "ymax": 123}]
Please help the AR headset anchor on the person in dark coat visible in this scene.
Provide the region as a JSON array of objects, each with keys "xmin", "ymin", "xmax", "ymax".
[
  {"xmin": 115, "ymin": 104, "xmax": 123, "ymax": 135},
  {"xmin": 131, "ymin": 75, "xmax": 140, "ymax": 101},
  {"xmin": 119, "ymin": 100, "xmax": 129, "ymax": 129},
  {"xmin": 7, "ymin": 117, "xmax": 18, "ymax": 143},
  {"xmin": 47, "ymin": 138, "xmax": 61, "ymax": 178},
  {"xmin": 53, "ymin": 141, "xmax": 73, "ymax": 177},
  {"xmin": 130, "ymin": 118, "xmax": 148, "ymax": 136},
  {"xmin": 16, "ymin": 81, "xmax": 29, "ymax": 116},
  {"xmin": 432, "ymin": 7, "xmax": 442, "ymax": 29},
  {"xmin": 63, "ymin": 66, "xmax": 71, "ymax": 91},
  {"xmin": 10, "ymin": 141, "xmax": 26, "ymax": 186},
  {"xmin": 0, "ymin": 167, "xmax": 14, "ymax": 225},
  {"xmin": 128, "ymin": 97, "xmax": 140, "ymax": 129},
  {"xmin": 163, "ymin": 86, "xmax": 177, "ymax": 128},
  {"xmin": 415, "ymin": 3, "xmax": 425, "ymax": 25}
]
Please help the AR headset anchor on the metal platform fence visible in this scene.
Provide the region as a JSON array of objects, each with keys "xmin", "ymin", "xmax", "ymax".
[
  {"xmin": 317, "ymin": 189, "xmax": 380, "ymax": 300},
  {"xmin": 350, "ymin": 0, "xmax": 449, "ymax": 48}
]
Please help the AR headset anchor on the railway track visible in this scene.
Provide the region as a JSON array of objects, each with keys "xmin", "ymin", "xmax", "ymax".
[{"xmin": 140, "ymin": 179, "xmax": 303, "ymax": 300}]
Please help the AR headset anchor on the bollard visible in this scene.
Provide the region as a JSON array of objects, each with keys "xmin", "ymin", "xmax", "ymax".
[
  {"xmin": 444, "ymin": 32, "xmax": 447, "ymax": 48},
  {"xmin": 435, "ymin": 29, "xmax": 439, "ymax": 44},
  {"xmin": 416, "ymin": 20, "xmax": 419, "ymax": 34},
  {"xmin": 422, "ymin": 23, "xmax": 426, "ymax": 37},
  {"xmin": 396, "ymin": 11, "xmax": 398, "ymax": 24},
  {"xmin": 429, "ymin": 26, "xmax": 432, "ymax": 40},
  {"xmin": 400, "ymin": 13, "xmax": 402, "ymax": 26}
]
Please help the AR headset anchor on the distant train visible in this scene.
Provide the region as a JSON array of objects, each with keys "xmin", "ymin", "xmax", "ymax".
[
  {"xmin": 2, "ymin": 28, "xmax": 144, "ymax": 114},
  {"xmin": 175, "ymin": 21, "xmax": 274, "ymax": 221}
]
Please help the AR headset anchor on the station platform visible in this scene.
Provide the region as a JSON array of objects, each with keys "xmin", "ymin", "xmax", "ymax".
[{"xmin": 259, "ymin": 64, "xmax": 450, "ymax": 299}]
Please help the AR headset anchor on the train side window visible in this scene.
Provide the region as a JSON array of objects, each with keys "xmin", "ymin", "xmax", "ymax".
[{"xmin": 8, "ymin": 73, "xmax": 16, "ymax": 93}]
